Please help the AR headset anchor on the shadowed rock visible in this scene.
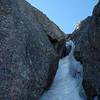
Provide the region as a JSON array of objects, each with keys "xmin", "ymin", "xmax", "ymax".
[{"xmin": 66, "ymin": 1, "xmax": 100, "ymax": 99}]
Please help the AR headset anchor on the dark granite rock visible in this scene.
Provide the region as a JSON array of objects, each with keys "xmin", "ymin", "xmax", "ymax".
[
  {"xmin": 67, "ymin": 1, "xmax": 100, "ymax": 99},
  {"xmin": 0, "ymin": 0, "xmax": 65, "ymax": 99}
]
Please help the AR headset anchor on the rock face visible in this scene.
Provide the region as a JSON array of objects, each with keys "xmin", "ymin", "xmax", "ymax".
[
  {"xmin": 67, "ymin": 1, "xmax": 100, "ymax": 99},
  {"xmin": 0, "ymin": 0, "xmax": 65, "ymax": 99}
]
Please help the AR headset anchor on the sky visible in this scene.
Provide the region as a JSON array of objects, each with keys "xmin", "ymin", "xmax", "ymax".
[{"xmin": 26, "ymin": 0, "xmax": 98, "ymax": 33}]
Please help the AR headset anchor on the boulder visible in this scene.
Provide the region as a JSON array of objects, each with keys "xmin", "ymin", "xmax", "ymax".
[
  {"xmin": 0, "ymin": 0, "xmax": 65, "ymax": 99},
  {"xmin": 68, "ymin": 1, "xmax": 100, "ymax": 99}
]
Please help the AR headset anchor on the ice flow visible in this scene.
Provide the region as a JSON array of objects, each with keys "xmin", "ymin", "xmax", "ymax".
[{"xmin": 40, "ymin": 40, "xmax": 86, "ymax": 100}]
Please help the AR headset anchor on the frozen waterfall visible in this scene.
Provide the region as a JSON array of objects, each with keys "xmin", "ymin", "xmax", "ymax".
[{"xmin": 40, "ymin": 40, "xmax": 86, "ymax": 100}]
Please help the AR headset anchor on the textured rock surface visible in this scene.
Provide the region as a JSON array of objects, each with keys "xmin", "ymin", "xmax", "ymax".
[
  {"xmin": 0, "ymin": 0, "xmax": 65, "ymax": 99},
  {"xmin": 67, "ymin": 1, "xmax": 100, "ymax": 99}
]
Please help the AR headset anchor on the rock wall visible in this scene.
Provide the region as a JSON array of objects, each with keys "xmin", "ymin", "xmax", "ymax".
[
  {"xmin": 0, "ymin": 0, "xmax": 65, "ymax": 99},
  {"xmin": 67, "ymin": 1, "xmax": 100, "ymax": 99}
]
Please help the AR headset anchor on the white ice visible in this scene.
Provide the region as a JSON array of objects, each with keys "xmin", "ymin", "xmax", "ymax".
[{"xmin": 40, "ymin": 40, "xmax": 86, "ymax": 100}]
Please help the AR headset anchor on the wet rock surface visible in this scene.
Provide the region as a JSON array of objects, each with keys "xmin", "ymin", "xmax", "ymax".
[{"xmin": 0, "ymin": 0, "xmax": 65, "ymax": 99}]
